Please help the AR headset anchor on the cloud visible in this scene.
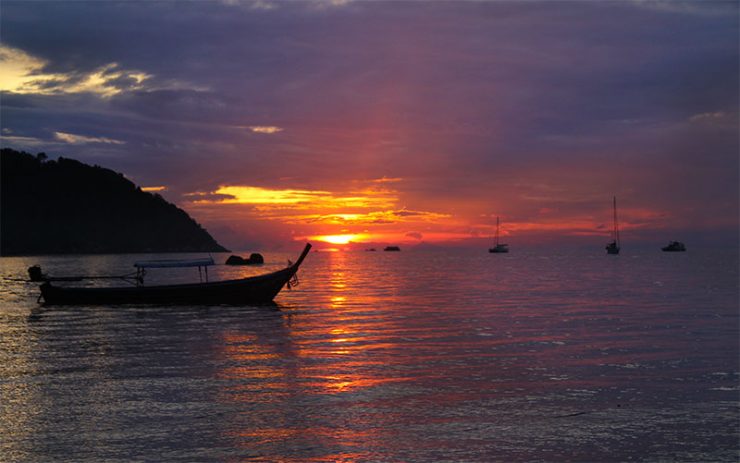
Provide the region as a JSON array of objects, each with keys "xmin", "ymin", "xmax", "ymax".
[
  {"xmin": 281, "ymin": 209, "xmax": 449, "ymax": 226},
  {"xmin": 220, "ymin": 0, "xmax": 350, "ymax": 10},
  {"xmin": 0, "ymin": 45, "xmax": 204, "ymax": 98},
  {"xmin": 371, "ymin": 177, "xmax": 403, "ymax": 184},
  {"xmin": 184, "ymin": 191, "xmax": 237, "ymax": 202},
  {"xmin": 0, "ymin": 45, "xmax": 150, "ymax": 97},
  {"xmin": 198, "ymin": 186, "xmax": 333, "ymax": 205},
  {"xmin": 630, "ymin": 0, "xmax": 737, "ymax": 16},
  {"xmin": 184, "ymin": 181, "xmax": 453, "ymax": 247},
  {"xmin": 0, "ymin": 134, "xmax": 48, "ymax": 148},
  {"xmin": 405, "ymin": 231, "xmax": 423, "ymax": 240},
  {"xmin": 248, "ymin": 126, "xmax": 284, "ymax": 134},
  {"xmin": 688, "ymin": 111, "xmax": 737, "ymax": 128},
  {"xmin": 209, "ymin": 184, "xmax": 397, "ymax": 208},
  {"xmin": 248, "ymin": 0, "xmax": 278, "ymax": 10},
  {"xmin": 689, "ymin": 111, "xmax": 726, "ymax": 122},
  {"xmin": 0, "ymin": 1, "xmax": 736, "ymax": 248},
  {"xmin": 141, "ymin": 186, "xmax": 167, "ymax": 192},
  {"xmin": 0, "ymin": 44, "xmax": 47, "ymax": 91},
  {"xmin": 54, "ymin": 131, "xmax": 125, "ymax": 145}
]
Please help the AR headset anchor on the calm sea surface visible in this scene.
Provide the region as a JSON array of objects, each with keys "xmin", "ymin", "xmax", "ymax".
[{"xmin": 1, "ymin": 248, "xmax": 738, "ymax": 462}]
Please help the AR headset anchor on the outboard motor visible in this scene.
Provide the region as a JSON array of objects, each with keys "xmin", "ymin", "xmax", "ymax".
[{"xmin": 28, "ymin": 265, "xmax": 45, "ymax": 282}]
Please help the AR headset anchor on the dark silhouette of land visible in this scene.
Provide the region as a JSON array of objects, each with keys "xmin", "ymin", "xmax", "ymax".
[{"xmin": 1, "ymin": 148, "xmax": 228, "ymax": 255}]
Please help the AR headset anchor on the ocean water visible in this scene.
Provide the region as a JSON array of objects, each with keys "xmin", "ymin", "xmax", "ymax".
[{"xmin": 1, "ymin": 247, "xmax": 738, "ymax": 462}]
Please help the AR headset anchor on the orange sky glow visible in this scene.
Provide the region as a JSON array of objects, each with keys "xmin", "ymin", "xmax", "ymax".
[
  {"xmin": 186, "ymin": 180, "xmax": 471, "ymax": 248},
  {"xmin": 1, "ymin": 1, "xmax": 736, "ymax": 251},
  {"xmin": 182, "ymin": 176, "xmax": 701, "ymax": 250}
]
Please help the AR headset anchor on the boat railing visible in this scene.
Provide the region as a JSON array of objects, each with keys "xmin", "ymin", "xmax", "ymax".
[{"xmin": 133, "ymin": 257, "xmax": 215, "ymax": 284}]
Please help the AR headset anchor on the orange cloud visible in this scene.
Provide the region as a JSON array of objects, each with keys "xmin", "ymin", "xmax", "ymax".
[
  {"xmin": 248, "ymin": 126, "xmax": 283, "ymax": 134},
  {"xmin": 184, "ymin": 179, "xmax": 684, "ymax": 250},
  {"xmin": 279, "ymin": 209, "xmax": 450, "ymax": 226},
  {"xmin": 190, "ymin": 185, "xmax": 398, "ymax": 211},
  {"xmin": 185, "ymin": 181, "xmax": 455, "ymax": 246},
  {"xmin": 141, "ymin": 185, "xmax": 167, "ymax": 192},
  {"xmin": 193, "ymin": 186, "xmax": 331, "ymax": 205}
]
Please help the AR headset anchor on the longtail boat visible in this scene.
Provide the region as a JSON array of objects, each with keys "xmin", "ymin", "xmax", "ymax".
[{"xmin": 37, "ymin": 243, "xmax": 311, "ymax": 306}]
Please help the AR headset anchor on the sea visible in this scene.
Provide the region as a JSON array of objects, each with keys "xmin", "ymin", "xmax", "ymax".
[{"xmin": 1, "ymin": 247, "xmax": 738, "ymax": 462}]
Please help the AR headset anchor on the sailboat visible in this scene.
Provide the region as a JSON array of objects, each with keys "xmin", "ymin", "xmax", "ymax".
[
  {"xmin": 605, "ymin": 196, "xmax": 620, "ymax": 255},
  {"xmin": 489, "ymin": 216, "xmax": 509, "ymax": 253}
]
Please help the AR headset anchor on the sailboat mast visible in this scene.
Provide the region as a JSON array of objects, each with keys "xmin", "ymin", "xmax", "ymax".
[
  {"xmin": 495, "ymin": 216, "xmax": 500, "ymax": 246},
  {"xmin": 613, "ymin": 196, "xmax": 620, "ymax": 246}
]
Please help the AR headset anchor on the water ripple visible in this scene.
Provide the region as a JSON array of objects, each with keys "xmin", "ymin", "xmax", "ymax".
[{"xmin": 0, "ymin": 249, "xmax": 738, "ymax": 461}]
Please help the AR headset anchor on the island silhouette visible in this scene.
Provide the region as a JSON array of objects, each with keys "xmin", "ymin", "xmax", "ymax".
[{"xmin": 1, "ymin": 148, "xmax": 228, "ymax": 255}]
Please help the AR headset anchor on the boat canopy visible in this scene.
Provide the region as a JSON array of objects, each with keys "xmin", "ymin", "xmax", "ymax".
[{"xmin": 134, "ymin": 258, "xmax": 215, "ymax": 269}]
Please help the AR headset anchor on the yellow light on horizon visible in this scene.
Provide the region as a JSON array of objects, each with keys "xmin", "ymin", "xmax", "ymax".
[{"xmin": 313, "ymin": 234, "xmax": 368, "ymax": 245}]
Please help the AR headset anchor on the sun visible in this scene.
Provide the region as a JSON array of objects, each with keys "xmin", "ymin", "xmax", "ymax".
[{"xmin": 314, "ymin": 234, "xmax": 366, "ymax": 245}]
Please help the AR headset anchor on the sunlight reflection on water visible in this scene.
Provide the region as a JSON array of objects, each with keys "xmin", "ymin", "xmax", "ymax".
[{"xmin": 0, "ymin": 248, "xmax": 738, "ymax": 461}]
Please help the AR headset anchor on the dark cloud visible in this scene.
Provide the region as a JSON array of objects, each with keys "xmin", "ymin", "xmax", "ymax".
[{"xmin": 1, "ymin": 1, "xmax": 737, "ymax": 247}]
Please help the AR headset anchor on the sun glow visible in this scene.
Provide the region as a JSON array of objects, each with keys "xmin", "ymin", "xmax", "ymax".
[
  {"xmin": 185, "ymin": 181, "xmax": 464, "ymax": 247},
  {"xmin": 313, "ymin": 234, "xmax": 369, "ymax": 245}
]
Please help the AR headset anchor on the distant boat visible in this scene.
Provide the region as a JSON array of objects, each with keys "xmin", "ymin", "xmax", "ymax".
[
  {"xmin": 662, "ymin": 241, "xmax": 686, "ymax": 252},
  {"xmin": 35, "ymin": 243, "xmax": 312, "ymax": 305},
  {"xmin": 489, "ymin": 216, "xmax": 509, "ymax": 253},
  {"xmin": 384, "ymin": 246, "xmax": 401, "ymax": 251},
  {"xmin": 606, "ymin": 196, "xmax": 620, "ymax": 255}
]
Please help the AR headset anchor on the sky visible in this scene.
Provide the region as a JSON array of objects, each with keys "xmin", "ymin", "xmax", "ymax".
[{"xmin": 1, "ymin": 0, "xmax": 738, "ymax": 251}]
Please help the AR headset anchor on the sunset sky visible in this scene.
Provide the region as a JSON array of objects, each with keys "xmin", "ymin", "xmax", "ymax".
[{"xmin": 1, "ymin": 1, "xmax": 737, "ymax": 250}]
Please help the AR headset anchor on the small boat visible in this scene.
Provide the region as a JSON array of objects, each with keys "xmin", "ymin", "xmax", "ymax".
[
  {"xmin": 37, "ymin": 243, "xmax": 311, "ymax": 306},
  {"xmin": 489, "ymin": 216, "xmax": 509, "ymax": 253},
  {"xmin": 662, "ymin": 241, "xmax": 686, "ymax": 252},
  {"xmin": 384, "ymin": 246, "xmax": 401, "ymax": 252},
  {"xmin": 606, "ymin": 196, "xmax": 620, "ymax": 255}
]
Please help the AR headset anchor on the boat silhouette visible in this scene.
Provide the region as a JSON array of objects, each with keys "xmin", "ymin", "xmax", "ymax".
[
  {"xmin": 606, "ymin": 196, "xmax": 620, "ymax": 255},
  {"xmin": 489, "ymin": 216, "xmax": 509, "ymax": 253},
  {"xmin": 36, "ymin": 244, "xmax": 312, "ymax": 305}
]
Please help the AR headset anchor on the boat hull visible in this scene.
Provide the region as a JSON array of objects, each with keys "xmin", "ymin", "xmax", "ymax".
[
  {"xmin": 489, "ymin": 244, "xmax": 509, "ymax": 253},
  {"xmin": 39, "ymin": 244, "xmax": 311, "ymax": 306},
  {"xmin": 606, "ymin": 241, "xmax": 620, "ymax": 255},
  {"xmin": 41, "ymin": 268, "xmax": 294, "ymax": 305}
]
